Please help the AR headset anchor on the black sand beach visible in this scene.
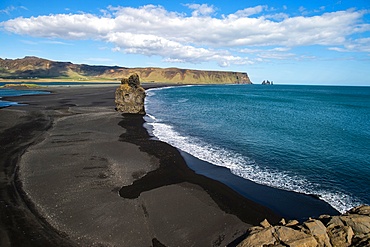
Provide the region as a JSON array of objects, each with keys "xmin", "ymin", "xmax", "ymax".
[{"xmin": 0, "ymin": 85, "xmax": 338, "ymax": 246}]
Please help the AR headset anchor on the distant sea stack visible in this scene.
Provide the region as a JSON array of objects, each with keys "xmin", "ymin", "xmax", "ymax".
[
  {"xmin": 115, "ymin": 74, "xmax": 146, "ymax": 114},
  {"xmin": 0, "ymin": 56, "xmax": 252, "ymax": 84},
  {"xmin": 262, "ymin": 80, "xmax": 273, "ymax": 85}
]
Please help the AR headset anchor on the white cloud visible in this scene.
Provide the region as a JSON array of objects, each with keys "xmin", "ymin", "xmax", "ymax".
[
  {"xmin": 43, "ymin": 40, "xmax": 72, "ymax": 45},
  {"xmin": 240, "ymin": 47, "xmax": 296, "ymax": 61},
  {"xmin": 239, "ymin": 48, "xmax": 262, "ymax": 53},
  {"xmin": 19, "ymin": 39, "xmax": 72, "ymax": 46},
  {"xmin": 0, "ymin": 5, "xmax": 27, "ymax": 15},
  {"xmin": 231, "ymin": 5, "xmax": 267, "ymax": 18},
  {"xmin": 0, "ymin": 6, "xmax": 16, "ymax": 14},
  {"xmin": 265, "ymin": 12, "xmax": 289, "ymax": 20},
  {"xmin": 329, "ymin": 37, "xmax": 370, "ymax": 53},
  {"xmin": 1, "ymin": 5, "xmax": 369, "ymax": 67},
  {"xmin": 271, "ymin": 47, "xmax": 291, "ymax": 52},
  {"xmin": 317, "ymin": 6, "xmax": 326, "ymax": 12},
  {"xmin": 106, "ymin": 32, "xmax": 252, "ymax": 65},
  {"xmin": 329, "ymin": 47, "xmax": 348, "ymax": 52},
  {"xmin": 258, "ymin": 52, "xmax": 296, "ymax": 60},
  {"xmin": 184, "ymin": 3, "xmax": 216, "ymax": 17}
]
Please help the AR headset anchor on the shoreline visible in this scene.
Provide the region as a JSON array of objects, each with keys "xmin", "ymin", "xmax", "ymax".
[
  {"xmin": 179, "ymin": 151, "xmax": 339, "ymax": 220},
  {"xmin": 0, "ymin": 85, "xmax": 343, "ymax": 245},
  {"xmin": 0, "ymin": 85, "xmax": 341, "ymax": 246},
  {"xmin": 0, "ymin": 85, "xmax": 278, "ymax": 246},
  {"xmin": 117, "ymin": 114, "xmax": 280, "ymax": 224},
  {"xmin": 143, "ymin": 86, "xmax": 339, "ymax": 219}
]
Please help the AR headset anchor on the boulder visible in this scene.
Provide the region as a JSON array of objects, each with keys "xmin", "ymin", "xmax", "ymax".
[
  {"xmin": 237, "ymin": 227, "xmax": 276, "ymax": 247},
  {"xmin": 286, "ymin": 219, "xmax": 300, "ymax": 227},
  {"xmin": 327, "ymin": 224, "xmax": 354, "ymax": 247},
  {"xmin": 280, "ymin": 218, "xmax": 287, "ymax": 226},
  {"xmin": 303, "ymin": 219, "xmax": 332, "ymax": 247},
  {"xmin": 236, "ymin": 205, "xmax": 370, "ymax": 247},
  {"xmin": 348, "ymin": 205, "xmax": 370, "ymax": 216},
  {"xmin": 339, "ymin": 215, "xmax": 370, "ymax": 235},
  {"xmin": 352, "ymin": 233, "xmax": 370, "ymax": 247},
  {"xmin": 260, "ymin": 219, "xmax": 272, "ymax": 228},
  {"xmin": 115, "ymin": 73, "xmax": 146, "ymax": 114},
  {"xmin": 275, "ymin": 226, "xmax": 318, "ymax": 247}
]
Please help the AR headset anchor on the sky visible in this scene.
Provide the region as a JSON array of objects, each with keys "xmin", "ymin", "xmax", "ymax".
[{"xmin": 1, "ymin": 0, "xmax": 370, "ymax": 85}]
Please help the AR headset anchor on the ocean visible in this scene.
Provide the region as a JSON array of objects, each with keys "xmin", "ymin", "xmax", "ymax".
[
  {"xmin": 0, "ymin": 82, "xmax": 117, "ymax": 107},
  {"xmin": 0, "ymin": 86, "xmax": 50, "ymax": 107},
  {"xmin": 145, "ymin": 84, "xmax": 370, "ymax": 213}
]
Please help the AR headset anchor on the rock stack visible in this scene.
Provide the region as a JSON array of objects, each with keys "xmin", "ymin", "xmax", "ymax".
[
  {"xmin": 238, "ymin": 205, "xmax": 370, "ymax": 247},
  {"xmin": 115, "ymin": 73, "xmax": 146, "ymax": 114}
]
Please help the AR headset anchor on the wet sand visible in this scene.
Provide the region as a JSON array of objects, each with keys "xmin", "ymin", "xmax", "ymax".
[{"xmin": 0, "ymin": 86, "xmax": 280, "ymax": 247}]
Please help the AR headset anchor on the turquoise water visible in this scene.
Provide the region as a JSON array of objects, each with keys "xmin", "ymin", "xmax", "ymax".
[
  {"xmin": 145, "ymin": 84, "xmax": 370, "ymax": 213},
  {"xmin": 0, "ymin": 87, "xmax": 50, "ymax": 107},
  {"xmin": 0, "ymin": 82, "xmax": 116, "ymax": 107}
]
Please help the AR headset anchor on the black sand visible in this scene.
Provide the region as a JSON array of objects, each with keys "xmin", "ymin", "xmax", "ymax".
[{"xmin": 0, "ymin": 85, "xmax": 281, "ymax": 246}]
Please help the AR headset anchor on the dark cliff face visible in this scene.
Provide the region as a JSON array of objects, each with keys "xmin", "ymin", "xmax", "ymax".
[{"xmin": 0, "ymin": 56, "xmax": 252, "ymax": 84}]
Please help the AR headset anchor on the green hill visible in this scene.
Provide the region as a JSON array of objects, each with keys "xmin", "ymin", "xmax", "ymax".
[{"xmin": 0, "ymin": 56, "xmax": 252, "ymax": 84}]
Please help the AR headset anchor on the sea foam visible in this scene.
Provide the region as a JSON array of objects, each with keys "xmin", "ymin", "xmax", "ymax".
[{"xmin": 147, "ymin": 120, "xmax": 362, "ymax": 213}]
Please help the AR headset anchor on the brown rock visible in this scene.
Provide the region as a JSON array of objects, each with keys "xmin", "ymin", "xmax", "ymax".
[
  {"xmin": 287, "ymin": 237, "xmax": 319, "ymax": 247},
  {"xmin": 327, "ymin": 225, "xmax": 354, "ymax": 247},
  {"xmin": 260, "ymin": 219, "xmax": 272, "ymax": 228},
  {"xmin": 348, "ymin": 205, "xmax": 370, "ymax": 217},
  {"xmin": 115, "ymin": 73, "xmax": 146, "ymax": 114},
  {"xmin": 319, "ymin": 215, "xmax": 331, "ymax": 219},
  {"xmin": 340, "ymin": 215, "xmax": 370, "ymax": 235},
  {"xmin": 235, "ymin": 205, "xmax": 370, "ymax": 247},
  {"xmin": 280, "ymin": 218, "xmax": 287, "ymax": 226},
  {"xmin": 352, "ymin": 233, "xmax": 370, "ymax": 247},
  {"xmin": 247, "ymin": 226, "xmax": 264, "ymax": 235},
  {"xmin": 237, "ymin": 227, "xmax": 276, "ymax": 247},
  {"xmin": 327, "ymin": 216, "xmax": 345, "ymax": 228},
  {"xmin": 303, "ymin": 219, "xmax": 332, "ymax": 247},
  {"xmin": 275, "ymin": 226, "xmax": 318, "ymax": 247},
  {"xmin": 126, "ymin": 73, "xmax": 141, "ymax": 87},
  {"xmin": 286, "ymin": 219, "xmax": 300, "ymax": 227}
]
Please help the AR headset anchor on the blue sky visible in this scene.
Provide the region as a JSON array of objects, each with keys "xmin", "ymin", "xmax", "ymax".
[{"xmin": 1, "ymin": 0, "xmax": 369, "ymax": 85}]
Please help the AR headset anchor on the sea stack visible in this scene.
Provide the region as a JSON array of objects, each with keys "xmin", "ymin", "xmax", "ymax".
[{"xmin": 115, "ymin": 73, "xmax": 146, "ymax": 114}]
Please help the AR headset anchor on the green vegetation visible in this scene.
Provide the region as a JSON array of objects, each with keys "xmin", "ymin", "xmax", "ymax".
[
  {"xmin": 0, "ymin": 56, "xmax": 251, "ymax": 84},
  {"xmin": 0, "ymin": 83, "xmax": 43, "ymax": 88}
]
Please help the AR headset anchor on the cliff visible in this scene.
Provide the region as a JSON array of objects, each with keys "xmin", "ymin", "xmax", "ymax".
[{"xmin": 0, "ymin": 56, "xmax": 251, "ymax": 84}]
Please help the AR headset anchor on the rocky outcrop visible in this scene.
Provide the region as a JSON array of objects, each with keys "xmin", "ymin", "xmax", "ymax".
[
  {"xmin": 262, "ymin": 80, "xmax": 273, "ymax": 85},
  {"xmin": 237, "ymin": 205, "xmax": 370, "ymax": 247},
  {"xmin": 115, "ymin": 74, "xmax": 146, "ymax": 114}
]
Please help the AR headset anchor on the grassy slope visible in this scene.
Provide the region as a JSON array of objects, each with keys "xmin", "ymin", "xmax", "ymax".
[{"xmin": 0, "ymin": 57, "xmax": 252, "ymax": 84}]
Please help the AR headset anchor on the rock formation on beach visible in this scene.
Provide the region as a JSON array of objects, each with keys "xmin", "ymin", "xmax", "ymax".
[
  {"xmin": 115, "ymin": 73, "xmax": 146, "ymax": 114},
  {"xmin": 237, "ymin": 204, "xmax": 370, "ymax": 247}
]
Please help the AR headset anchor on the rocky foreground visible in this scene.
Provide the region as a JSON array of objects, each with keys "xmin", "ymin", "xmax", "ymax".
[{"xmin": 238, "ymin": 205, "xmax": 370, "ymax": 247}]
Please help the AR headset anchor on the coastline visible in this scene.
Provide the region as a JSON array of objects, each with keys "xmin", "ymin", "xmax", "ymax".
[
  {"xmin": 143, "ymin": 85, "xmax": 340, "ymax": 219},
  {"xmin": 180, "ymin": 151, "xmax": 339, "ymax": 220},
  {"xmin": 0, "ymin": 85, "xmax": 279, "ymax": 246}
]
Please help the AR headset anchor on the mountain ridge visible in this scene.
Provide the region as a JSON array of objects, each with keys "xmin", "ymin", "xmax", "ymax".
[{"xmin": 0, "ymin": 56, "xmax": 252, "ymax": 84}]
